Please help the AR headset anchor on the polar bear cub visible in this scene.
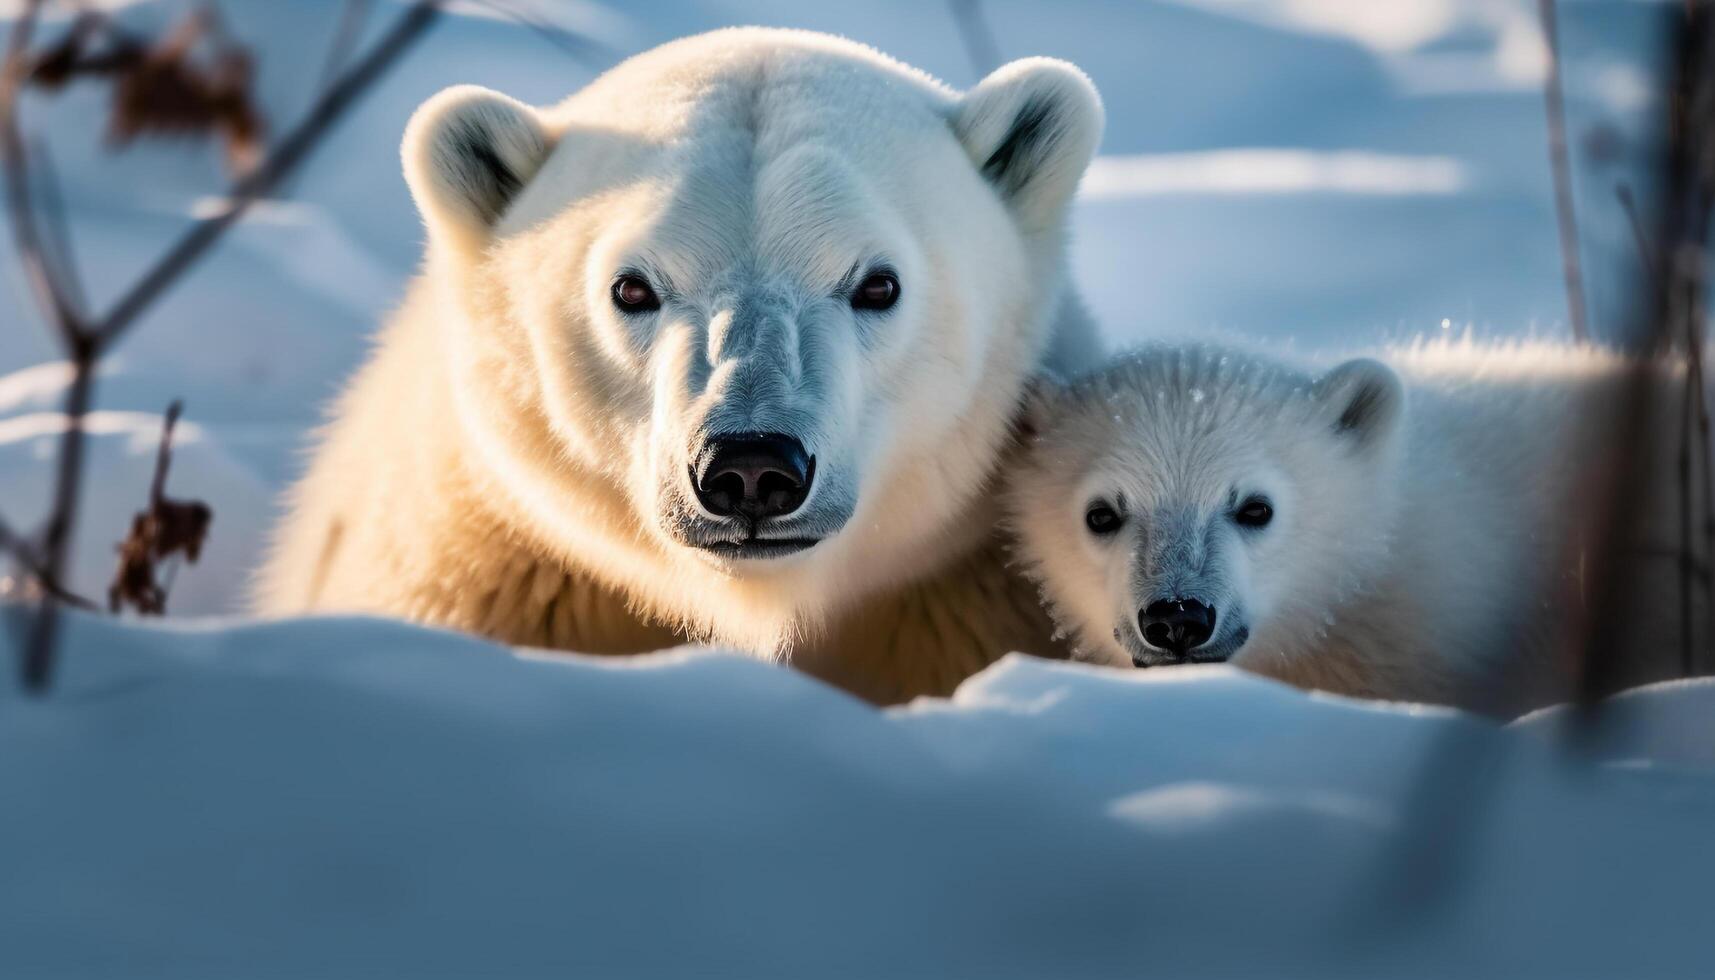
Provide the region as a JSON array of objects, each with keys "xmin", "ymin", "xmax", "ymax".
[{"xmin": 1007, "ymin": 340, "xmax": 1695, "ymax": 716}]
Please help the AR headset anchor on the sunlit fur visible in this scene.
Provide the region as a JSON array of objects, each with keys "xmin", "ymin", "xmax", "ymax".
[
  {"xmin": 255, "ymin": 29, "xmax": 1105, "ymax": 700},
  {"xmin": 1008, "ymin": 338, "xmax": 1697, "ymax": 716}
]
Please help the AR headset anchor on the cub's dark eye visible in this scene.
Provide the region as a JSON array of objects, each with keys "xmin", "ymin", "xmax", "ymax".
[
  {"xmin": 612, "ymin": 275, "xmax": 660, "ymax": 313},
  {"xmin": 851, "ymin": 271, "xmax": 900, "ymax": 312},
  {"xmin": 1234, "ymin": 496, "xmax": 1274, "ymax": 529},
  {"xmin": 1085, "ymin": 502, "xmax": 1123, "ymax": 536}
]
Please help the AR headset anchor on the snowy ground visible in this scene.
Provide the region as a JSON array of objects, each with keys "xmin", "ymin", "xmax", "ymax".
[
  {"xmin": 4, "ymin": 610, "xmax": 1714, "ymax": 978},
  {"xmin": 3, "ymin": 2, "xmax": 1710, "ymax": 976}
]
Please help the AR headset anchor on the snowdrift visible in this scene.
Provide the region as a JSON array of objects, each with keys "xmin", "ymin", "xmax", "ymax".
[{"xmin": 3, "ymin": 610, "xmax": 1712, "ymax": 978}]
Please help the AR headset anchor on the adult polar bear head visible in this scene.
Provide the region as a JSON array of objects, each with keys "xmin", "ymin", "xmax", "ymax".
[{"xmin": 397, "ymin": 29, "xmax": 1102, "ymax": 653}]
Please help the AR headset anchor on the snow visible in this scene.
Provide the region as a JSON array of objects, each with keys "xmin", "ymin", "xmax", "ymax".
[
  {"xmin": 1516, "ymin": 677, "xmax": 1715, "ymax": 769},
  {"xmin": 1080, "ymin": 149, "xmax": 1470, "ymax": 198},
  {"xmin": 0, "ymin": 3, "xmax": 1706, "ymax": 974},
  {"xmin": 3, "ymin": 610, "xmax": 1713, "ymax": 977}
]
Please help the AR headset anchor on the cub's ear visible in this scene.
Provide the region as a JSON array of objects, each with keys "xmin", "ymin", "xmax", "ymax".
[
  {"xmin": 402, "ymin": 85, "xmax": 551, "ymax": 259},
  {"xmin": 953, "ymin": 58, "xmax": 1104, "ymax": 232},
  {"xmin": 1313, "ymin": 358, "xmax": 1405, "ymax": 451}
]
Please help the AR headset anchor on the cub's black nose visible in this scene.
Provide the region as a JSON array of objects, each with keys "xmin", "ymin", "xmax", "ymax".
[
  {"xmin": 1140, "ymin": 598, "xmax": 1216, "ymax": 657},
  {"xmin": 694, "ymin": 434, "xmax": 813, "ymax": 521}
]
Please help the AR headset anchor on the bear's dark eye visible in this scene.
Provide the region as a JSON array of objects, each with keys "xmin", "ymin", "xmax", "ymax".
[
  {"xmin": 1234, "ymin": 496, "xmax": 1274, "ymax": 529},
  {"xmin": 612, "ymin": 275, "xmax": 660, "ymax": 313},
  {"xmin": 1085, "ymin": 502, "xmax": 1123, "ymax": 536},
  {"xmin": 851, "ymin": 271, "xmax": 900, "ymax": 312}
]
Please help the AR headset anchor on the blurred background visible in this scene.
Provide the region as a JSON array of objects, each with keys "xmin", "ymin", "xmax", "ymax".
[{"xmin": 0, "ymin": 0, "xmax": 1671, "ymax": 614}]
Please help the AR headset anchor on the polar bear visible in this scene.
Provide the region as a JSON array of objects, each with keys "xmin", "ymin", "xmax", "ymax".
[
  {"xmin": 1007, "ymin": 340, "xmax": 1697, "ymax": 716},
  {"xmin": 255, "ymin": 29, "xmax": 1105, "ymax": 702}
]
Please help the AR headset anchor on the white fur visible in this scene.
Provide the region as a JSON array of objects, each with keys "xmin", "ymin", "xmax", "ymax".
[
  {"xmin": 1008, "ymin": 338, "xmax": 1699, "ymax": 716},
  {"xmin": 255, "ymin": 29, "xmax": 1105, "ymax": 702}
]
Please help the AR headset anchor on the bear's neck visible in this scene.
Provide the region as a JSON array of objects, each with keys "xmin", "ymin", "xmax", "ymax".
[{"xmin": 430, "ymin": 462, "xmax": 1064, "ymax": 703}]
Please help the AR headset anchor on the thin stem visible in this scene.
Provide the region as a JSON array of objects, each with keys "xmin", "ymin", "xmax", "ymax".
[
  {"xmin": 1616, "ymin": 184, "xmax": 1658, "ymax": 282},
  {"xmin": 317, "ymin": 0, "xmax": 371, "ymax": 95},
  {"xmin": 2, "ymin": 0, "xmax": 87, "ymax": 336},
  {"xmin": 1679, "ymin": 344, "xmax": 1695, "ymax": 674},
  {"xmin": 149, "ymin": 401, "xmax": 183, "ymax": 509},
  {"xmin": 30, "ymin": 138, "xmax": 88, "ymax": 318},
  {"xmin": 465, "ymin": 0, "xmax": 615, "ymax": 69},
  {"xmin": 1, "ymin": 0, "xmax": 445, "ymax": 691},
  {"xmin": 0, "ymin": 515, "xmax": 98, "ymax": 611},
  {"xmin": 1540, "ymin": 0, "xmax": 1591, "ymax": 342},
  {"xmin": 91, "ymin": 0, "xmax": 443, "ymax": 350},
  {"xmin": 1575, "ymin": 0, "xmax": 1715, "ymax": 703},
  {"xmin": 947, "ymin": 0, "xmax": 1001, "ymax": 79},
  {"xmin": 21, "ymin": 338, "xmax": 96, "ymax": 688}
]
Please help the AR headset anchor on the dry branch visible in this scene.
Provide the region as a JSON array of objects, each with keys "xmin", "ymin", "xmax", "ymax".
[
  {"xmin": 948, "ymin": 0, "xmax": 1001, "ymax": 80},
  {"xmin": 1576, "ymin": 0, "xmax": 1715, "ymax": 700},
  {"xmin": 1540, "ymin": 0, "xmax": 1591, "ymax": 342},
  {"xmin": 1, "ymin": 0, "xmax": 444, "ymax": 692}
]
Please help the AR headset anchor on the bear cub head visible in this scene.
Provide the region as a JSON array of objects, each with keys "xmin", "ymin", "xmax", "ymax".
[{"xmin": 1007, "ymin": 346, "xmax": 1407, "ymax": 669}]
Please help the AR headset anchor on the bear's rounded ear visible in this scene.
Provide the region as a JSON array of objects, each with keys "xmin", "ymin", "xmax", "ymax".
[
  {"xmin": 402, "ymin": 85, "xmax": 551, "ymax": 259},
  {"xmin": 953, "ymin": 57, "xmax": 1104, "ymax": 232},
  {"xmin": 1313, "ymin": 358, "xmax": 1405, "ymax": 452}
]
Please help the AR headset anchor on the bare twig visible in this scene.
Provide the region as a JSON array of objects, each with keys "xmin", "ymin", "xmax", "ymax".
[
  {"xmin": 92, "ymin": 0, "xmax": 443, "ymax": 350},
  {"xmin": 1618, "ymin": 178, "xmax": 1715, "ymax": 676},
  {"xmin": 1575, "ymin": 0, "xmax": 1715, "ymax": 701},
  {"xmin": 317, "ymin": 0, "xmax": 371, "ymax": 94},
  {"xmin": 28, "ymin": 138, "xmax": 86, "ymax": 316},
  {"xmin": 1, "ymin": 34, "xmax": 96, "ymax": 671},
  {"xmin": 1, "ymin": 0, "xmax": 444, "ymax": 691},
  {"xmin": 947, "ymin": 0, "xmax": 1001, "ymax": 79},
  {"xmin": 1684, "ymin": 268, "xmax": 1715, "ymax": 678},
  {"xmin": 466, "ymin": 0, "xmax": 617, "ymax": 70},
  {"xmin": 0, "ymin": 515, "xmax": 98, "ymax": 611},
  {"xmin": 1539, "ymin": 0, "xmax": 1591, "ymax": 342},
  {"xmin": 1, "ymin": 0, "xmax": 100, "ymax": 685},
  {"xmin": 2, "ymin": 1, "xmax": 86, "ymax": 334},
  {"xmin": 1346, "ymin": 0, "xmax": 1715, "ymax": 938},
  {"xmin": 148, "ymin": 400, "xmax": 181, "ymax": 508},
  {"xmin": 1615, "ymin": 183, "xmax": 1658, "ymax": 281},
  {"xmin": 1678, "ymin": 356, "xmax": 1696, "ymax": 673}
]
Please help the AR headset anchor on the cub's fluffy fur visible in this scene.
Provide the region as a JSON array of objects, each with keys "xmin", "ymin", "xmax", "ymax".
[{"xmin": 1008, "ymin": 340, "xmax": 1697, "ymax": 716}]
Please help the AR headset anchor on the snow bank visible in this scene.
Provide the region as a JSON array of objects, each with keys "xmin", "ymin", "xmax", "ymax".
[{"xmin": 2, "ymin": 611, "xmax": 1711, "ymax": 978}]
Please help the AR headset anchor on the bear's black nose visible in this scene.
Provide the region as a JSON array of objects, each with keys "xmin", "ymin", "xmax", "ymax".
[
  {"xmin": 1140, "ymin": 598, "xmax": 1216, "ymax": 657},
  {"xmin": 693, "ymin": 434, "xmax": 813, "ymax": 522}
]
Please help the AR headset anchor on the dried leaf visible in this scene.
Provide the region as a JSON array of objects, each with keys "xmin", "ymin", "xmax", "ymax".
[
  {"xmin": 108, "ymin": 402, "xmax": 213, "ymax": 617},
  {"xmin": 24, "ymin": 6, "xmax": 267, "ymax": 175}
]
